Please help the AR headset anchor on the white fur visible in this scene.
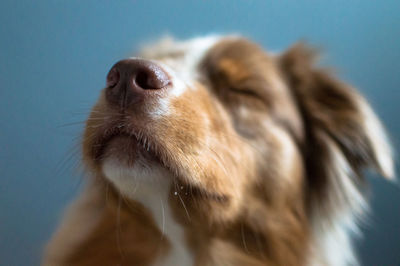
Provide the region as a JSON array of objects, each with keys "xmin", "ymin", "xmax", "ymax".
[
  {"xmin": 138, "ymin": 36, "xmax": 222, "ymax": 119},
  {"xmin": 310, "ymin": 138, "xmax": 367, "ymax": 266},
  {"xmin": 140, "ymin": 35, "xmax": 221, "ymax": 86},
  {"xmin": 357, "ymin": 97, "xmax": 395, "ymax": 178},
  {"xmin": 102, "ymin": 158, "xmax": 193, "ymax": 266}
]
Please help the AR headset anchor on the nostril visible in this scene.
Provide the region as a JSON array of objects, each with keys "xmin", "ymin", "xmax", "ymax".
[
  {"xmin": 134, "ymin": 65, "xmax": 171, "ymax": 90},
  {"xmin": 135, "ymin": 71, "xmax": 151, "ymax": 90},
  {"xmin": 106, "ymin": 67, "xmax": 120, "ymax": 88}
]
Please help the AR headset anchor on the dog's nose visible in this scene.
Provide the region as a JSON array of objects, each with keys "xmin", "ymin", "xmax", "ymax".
[{"xmin": 105, "ymin": 59, "xmax": 171, "ymax": 108}]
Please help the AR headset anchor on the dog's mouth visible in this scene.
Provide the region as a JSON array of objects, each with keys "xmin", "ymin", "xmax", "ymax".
[{"xmin": 90, "ymin": 123, "xmax": 228, "ymax": 203}]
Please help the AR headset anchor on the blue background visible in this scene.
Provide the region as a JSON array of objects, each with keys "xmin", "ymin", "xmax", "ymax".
[{"xmin": 1, "ymin": 1, "xmax": 399, "ymax": 265}]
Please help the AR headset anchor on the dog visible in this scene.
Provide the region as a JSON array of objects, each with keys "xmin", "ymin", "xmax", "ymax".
[{"xmin": 43, "ymin": 35, "xmax": 394, "ymax": 266}]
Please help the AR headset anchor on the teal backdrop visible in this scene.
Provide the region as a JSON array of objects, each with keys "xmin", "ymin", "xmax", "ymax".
[{"xmin": 1, "ymin": 1, "xmax": 399, "ymax": 265}]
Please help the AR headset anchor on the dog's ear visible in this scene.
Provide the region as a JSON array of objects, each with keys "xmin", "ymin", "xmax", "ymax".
[{"xmin": 278, "ymin": 43, "xmax": 394, "ymax": 221}]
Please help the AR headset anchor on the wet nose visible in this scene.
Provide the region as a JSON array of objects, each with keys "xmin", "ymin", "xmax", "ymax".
[{"xmin": 105, "ymin": 58, "xmax": 171, "ymax": 108}]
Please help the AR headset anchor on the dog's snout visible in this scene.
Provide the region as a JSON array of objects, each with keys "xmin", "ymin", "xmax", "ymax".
[{"xmin": 105, "ymin": 59, "xmax": 171, "ymax": 108}]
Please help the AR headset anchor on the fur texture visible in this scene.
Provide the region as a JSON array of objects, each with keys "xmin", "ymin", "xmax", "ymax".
[{"xmin": 43, "ymin": 36, "xmax": 394, "ymax": 266}]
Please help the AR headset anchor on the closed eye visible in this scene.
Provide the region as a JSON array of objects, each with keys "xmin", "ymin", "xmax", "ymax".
[{"xmin": 230, "ymin": 87, "xmax": 260, "ymax": 98}]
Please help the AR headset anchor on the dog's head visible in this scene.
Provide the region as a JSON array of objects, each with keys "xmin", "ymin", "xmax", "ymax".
[{"xmin": 82, "ymin": 35, "xmax": 393, "ymax": 263}]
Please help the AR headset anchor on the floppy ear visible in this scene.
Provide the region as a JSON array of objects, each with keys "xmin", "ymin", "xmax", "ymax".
[{"xmin": 278, "ymin": 44, "xmax": 394, "ymax": 223}]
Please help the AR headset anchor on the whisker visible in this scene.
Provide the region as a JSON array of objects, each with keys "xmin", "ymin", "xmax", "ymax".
[{"xmin": 176, "ymin": 189, "xmax": 191, "ymax": 222}]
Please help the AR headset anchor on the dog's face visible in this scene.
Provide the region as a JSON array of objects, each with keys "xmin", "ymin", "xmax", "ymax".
[
  {"xmin": 81, "ymin": 35, "xmax": 393, "ymax": 264},
  {"xmin": 82, "ymin": 36, "xmax": 306, "ymax": 225}
]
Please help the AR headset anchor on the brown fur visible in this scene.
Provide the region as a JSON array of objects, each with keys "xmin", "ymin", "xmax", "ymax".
[{"xmin": 43, "ymin": 36, "xmax": 393, "ymax": 266}]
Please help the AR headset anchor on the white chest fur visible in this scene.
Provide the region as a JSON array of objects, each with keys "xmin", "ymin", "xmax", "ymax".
[{"xmin": 102, "ymin": 158, "xmax": 193, "ymax": 266}]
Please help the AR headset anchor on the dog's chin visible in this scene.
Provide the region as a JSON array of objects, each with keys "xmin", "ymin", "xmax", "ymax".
[
  {"xmin": 100, "ymin": 135, "xmax": 173, "ymax": 198},
  {"xmin": 101, "ymin": 135, "xmax": 158, "ymax": 167}
]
